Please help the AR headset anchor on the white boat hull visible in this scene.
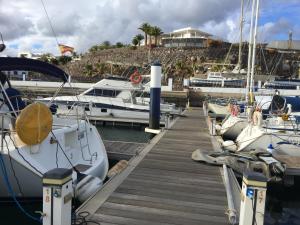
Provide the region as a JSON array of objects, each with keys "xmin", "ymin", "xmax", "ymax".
[
  {"xmin": 236, "ymin": 124, "xmax": 300, "ymax": 156},
  {"xmin": 0, "ymin": 119, "xmax": 109, "ymax": 198},
  {"xmin": 221, "ymin": 115, "xmax": 248, "ymax": 140}
]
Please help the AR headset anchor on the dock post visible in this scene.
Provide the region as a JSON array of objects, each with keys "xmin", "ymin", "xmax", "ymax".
[
  {"xmin": 149, "ymin": 61, "xmax": 161, "ymax": 130},
  {"xmin": 164, "ymin": 112, "xmax": 170, "ymax": 129},
  {"xmin": 239, "ymin": 172, "xmax": 267, "ymax": 225},
  {"xmin": 209, "ymin": 117, "xmax": 216, "ymax": 136},
  {"xmin": 42, "ymin": 168, "xmax": 73, "ymax": 225},
  {"xmin": 257, "ymin": 80, "xmax": 262, "ymax": 88}
]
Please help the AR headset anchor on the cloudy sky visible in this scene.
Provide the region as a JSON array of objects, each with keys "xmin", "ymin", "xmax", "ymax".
[{"xmin": 0, "ymin": 0, "xmax": 299, "ymax": 56}]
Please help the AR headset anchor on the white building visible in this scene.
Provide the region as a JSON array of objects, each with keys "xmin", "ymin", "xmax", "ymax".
[
  {"xmin": 1, "ymin": 52, "xmax": 43, "ymax": 80},
  {"xmin": 161, "ymin": 27, "xmax": 225, "ymax": 48},
  {"xmin": 18, "ymin": 52, "xmax": 44, "ymax": 59}
]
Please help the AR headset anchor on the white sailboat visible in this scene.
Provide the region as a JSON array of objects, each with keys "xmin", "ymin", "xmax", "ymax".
[
  {"xmin": 232, "ymin": 0, "xmax": 300, "ymax": 155},
  {"xmin": 0, "ymin": 57, "xmax": 109, "ymax": 200}
]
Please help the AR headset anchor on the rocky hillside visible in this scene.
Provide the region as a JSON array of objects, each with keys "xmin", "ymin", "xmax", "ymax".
[{"xmin": 63, "ymin": 46, "xmax": 300, "ymax": 84}]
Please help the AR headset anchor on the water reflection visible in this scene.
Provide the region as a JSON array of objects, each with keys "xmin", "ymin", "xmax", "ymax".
[{"xmin": 265, "ymin": 180, "xmax": 300, "ymax": 225}]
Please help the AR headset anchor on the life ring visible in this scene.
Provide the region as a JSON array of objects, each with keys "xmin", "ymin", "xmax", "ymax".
[{"xmin": 130, "ymin": 71, "xmax": 142, "ymax": 84}]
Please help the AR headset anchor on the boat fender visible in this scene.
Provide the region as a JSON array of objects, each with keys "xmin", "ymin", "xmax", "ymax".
[
  {"xmin": 75, "ymin": 175, "xmax": 103, "ymax": 202},
  {"xmin": 107, "ymin": 160, "xmax": 128, "ymax": 178},
  {"xmin": 287, "ymin": 104, "xmax": 292, "ymax": 115},
  {"xmin": 252, "ymin": 111, "xmax": 263, "ymax": 127},
  {"xmin": 230, "ymin": 105, "xmax": 239, "ymax": 116},
  {"xmin": 215, "ymin": 124, "xmax": 222, "ymax": 131},
  {"xmin": 222, "ymin": 140, "xmax": 236, "ymax": 151}
]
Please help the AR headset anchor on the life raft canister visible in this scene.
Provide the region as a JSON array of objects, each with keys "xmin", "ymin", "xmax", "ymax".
[{"xmin": 130, "ymin": 71, "xmax": 142, "ymax": 84}]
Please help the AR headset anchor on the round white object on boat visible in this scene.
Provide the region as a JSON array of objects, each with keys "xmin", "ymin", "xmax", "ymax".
[
  {"xmin": 215, "ymin": 124, "xmax": 222, "ymax": 131},
  {"xmin": 222, "ymin": 140, "xmax": 237, "ymax": 151}
]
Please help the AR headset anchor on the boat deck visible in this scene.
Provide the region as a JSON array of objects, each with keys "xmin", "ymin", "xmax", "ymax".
[{"xmin": 79, "ymin": 108, "xmax": 229, "ymax": 225}]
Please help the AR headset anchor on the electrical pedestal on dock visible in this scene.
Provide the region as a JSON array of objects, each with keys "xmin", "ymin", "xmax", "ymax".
[
  {"xmin": 42, "ymin": 168, "xmax": 73, "ymax": 225},
  {"xmin": 239, "ymin": 172, "xmax": 267, "ymax": 225}
]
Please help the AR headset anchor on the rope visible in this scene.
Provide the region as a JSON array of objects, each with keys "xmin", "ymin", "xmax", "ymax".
[
  {"xmin": 40, "ymin": 0, "xmax": 60, "ymax": 48},
  {"xmin": 8, "ymin": 135, "xmax": 43, "ymax": 176},
  {"xmin": 3, "ymin": 134, "xmax": 24, "ymax": 196},
  {"xmin": 0, "ymin": 152, "xmax": 42, "ymax": 223}
]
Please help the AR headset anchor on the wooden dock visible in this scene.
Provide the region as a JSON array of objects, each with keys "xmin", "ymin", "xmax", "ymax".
[
  {"xmin": 79, "ymin": 108, "xmax": 229, "ymax": 225},
  {"xmin": 104, "ymin": 140, "xmax": 146, "ymax": 161}
]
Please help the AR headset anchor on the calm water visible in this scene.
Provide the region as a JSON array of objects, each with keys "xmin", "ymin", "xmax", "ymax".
[{"xmin": 1, "ymin": 125, "xmax": 300, "ymax": 225}]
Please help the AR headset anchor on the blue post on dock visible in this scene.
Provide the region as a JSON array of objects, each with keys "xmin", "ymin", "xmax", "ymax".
[{"xmin": 149, "ymin": 61, "xmax": 161, "ymax": 130}]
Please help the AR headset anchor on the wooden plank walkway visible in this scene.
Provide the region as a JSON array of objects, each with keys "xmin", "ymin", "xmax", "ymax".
[
  {"xmin": 87, "ymin": 108, "xmax": 229, "ymax": 224},
  {"xmin": 104, "ymin": 140, "xmax": 146, "ymax": 160}
]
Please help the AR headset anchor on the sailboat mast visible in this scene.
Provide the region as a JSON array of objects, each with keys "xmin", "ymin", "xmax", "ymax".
[
  {"xmin": 245, "ymin": 0, "xmax": 256, "ymax": 103},
  {"xmin": 249, "ymin": 0, "xmax": 260, "ymax": 95},
  {"xmin": 237, "ymin": 0, "xmax": 244, "ymax": 73}
]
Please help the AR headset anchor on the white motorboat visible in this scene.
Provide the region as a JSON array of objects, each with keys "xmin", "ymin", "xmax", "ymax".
[
  {"xmin": 0, "ymin": 57, "xmax": 109, "ymax": 200},
  {"xmin": 40, "ymin": 76, "xmax": 181, "ymax": 122},
  {"xmin": 190, "ymin": 72, "xmax": 245, "ymax": 88}
]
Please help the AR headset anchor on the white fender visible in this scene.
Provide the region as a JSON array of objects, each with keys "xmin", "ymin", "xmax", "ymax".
[
  {"xmin": 222, "ymin": 140, "xmax": 237, "ymax": 151},
  {"xmin": 252, "ymin": 111, "xmax": 263, "ymax": 127}
]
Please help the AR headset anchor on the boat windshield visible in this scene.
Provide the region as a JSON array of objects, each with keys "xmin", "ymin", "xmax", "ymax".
[{"xmin": 84, "ymin": 88, "xmax": 121, "ymax": 97}]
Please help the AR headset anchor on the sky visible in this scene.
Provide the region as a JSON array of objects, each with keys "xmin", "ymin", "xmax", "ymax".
[{"xmin": 0, "ymin": 0, "xmax": 299, "ymax": 56}]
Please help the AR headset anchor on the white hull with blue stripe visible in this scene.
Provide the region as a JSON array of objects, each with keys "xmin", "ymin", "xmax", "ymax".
[{"xmin": 40, "ymin": 78, "xmax": 181, "ymax": 121}]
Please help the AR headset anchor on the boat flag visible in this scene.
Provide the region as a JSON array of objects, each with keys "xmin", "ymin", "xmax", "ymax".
[{"xmin": 58, "ymin": 44, "xmax": 74, "ymax": 55}]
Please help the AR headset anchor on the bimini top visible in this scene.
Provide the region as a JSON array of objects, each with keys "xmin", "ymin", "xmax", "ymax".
[{"xmin": 0, "ymin": 57, "xmax": 69, "ymax": 83}]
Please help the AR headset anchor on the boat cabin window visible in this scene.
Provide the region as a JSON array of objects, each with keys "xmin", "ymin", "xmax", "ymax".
[
  {"xmin": 101, "ymin": 108, "xmax": 107, "ymax": 113},
  {"xmin": 85, "ymin": 89, "xmax": 121, "ymax": 97}
]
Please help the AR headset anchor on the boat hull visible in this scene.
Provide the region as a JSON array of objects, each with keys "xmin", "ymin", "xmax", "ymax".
[
  {"xmin": 0, "ymin": 120, "xmax": 109, "ymax": 199},
  {"xmin": 222, "ymin": 121, "xmax": 248, "ymax": 141},
  {"xmin": 236, "ymin": 125, "xmax": 300, "ymax": 156}
]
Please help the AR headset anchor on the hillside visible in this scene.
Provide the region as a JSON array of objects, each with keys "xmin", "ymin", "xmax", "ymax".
[{"xmin": 63, "ymin": 46, "xmax": 300, "ymax": 85}]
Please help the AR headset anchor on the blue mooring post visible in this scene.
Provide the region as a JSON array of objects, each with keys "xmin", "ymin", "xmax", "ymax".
[{"xmin": 149, "ymin": 61, "xmax": 161, "ymax": 130}]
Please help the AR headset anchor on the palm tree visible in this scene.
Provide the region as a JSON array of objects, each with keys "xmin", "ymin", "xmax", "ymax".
[
  {"xmin": 139, "ymin": 23, "xmax": 151, "ymax": 46},
  {"xmin": 150, "ymin": 26, "xmax": 163, "ymax": 46},
  {"xmin": 135, "ymin": 34, "xmax": 144, "ymax": 46},
  {"xmin": 132, "ymin": 37, "xmax": 139, "ymax": 46}
]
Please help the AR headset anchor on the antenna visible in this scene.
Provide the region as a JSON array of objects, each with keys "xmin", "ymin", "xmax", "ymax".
[{"xmin": 0, "ymin": 33, "xmax": 6, "ymax": 52}]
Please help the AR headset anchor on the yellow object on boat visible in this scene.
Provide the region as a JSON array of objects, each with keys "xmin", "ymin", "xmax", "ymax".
[
  {"xmin": 16, "ymin": 102, "xmax": 53, "ymax": 145},
  {"xmin": 282, "ymin": 114, "xmax": 289, "ymax": 121}
]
